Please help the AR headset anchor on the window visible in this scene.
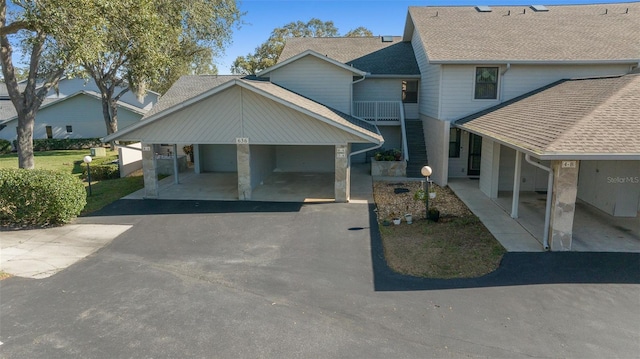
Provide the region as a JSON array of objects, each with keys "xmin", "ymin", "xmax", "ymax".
[
  {"xmin": 402, "ymin": 80, "xmax": 418, "ymax": 103},
  {"xmin": 474, "ymin": 67, "xmax": 499, "ymax": 100},
  {"xmin": 45, "ymin": 126, "xmax": 53, "ymax": 139},
  {"xmin": 66, "ymin": 125, "xmax": 73, "ymax": 133},
  {"xmin": 449, "ymin": 128, "xmax": 461, "ymax": 158}
]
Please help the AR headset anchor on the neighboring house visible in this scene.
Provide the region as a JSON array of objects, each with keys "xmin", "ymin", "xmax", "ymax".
[
  {"xmin": 0, "ymin": 78, "xmax": 159, "ymax": 144},
  {"xmin": 404, "ymin": 3, "xmax": 639, "ymax": 250},
  {"xmin": 105, "ymin": 2, "xmax": 638, "ymax": 250}
]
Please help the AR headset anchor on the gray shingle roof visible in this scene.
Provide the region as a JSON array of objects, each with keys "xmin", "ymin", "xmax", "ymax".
[
  {"xmin": 456, "ymin": 72, "xmax": 640, "ymax": 158},
  {"xmin": 408, "ymin": 3, "xmax": 640, "ymax": 63},
  {"xmin": 144, "ymin": 75, "xmax": 242, "ymax": 118},
  {"xmin": 278, "ymin": 36, "xmax": 420, "ymax": 75}
]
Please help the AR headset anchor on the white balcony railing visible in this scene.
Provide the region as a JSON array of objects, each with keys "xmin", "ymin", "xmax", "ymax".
[
  {"xmin": 353, "ymin": 101, "xmax": 402, "ymax": 123},
  {"xmin": 353, "ymin": 101, "xmax": 408, "ymax": 162}
]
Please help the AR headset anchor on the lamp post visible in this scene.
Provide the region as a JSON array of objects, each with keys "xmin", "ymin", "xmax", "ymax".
[
  {"xmin": 83, "ymin": 155, "xmax": 93, "ymax": 196},
  {"xmin": 421, "ymin": 165, "xmax": 432, "ymax": 219}
]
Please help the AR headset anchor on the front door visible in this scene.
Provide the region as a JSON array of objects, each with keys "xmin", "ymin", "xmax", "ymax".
[{"xmin": 468, "ymin": 133, "xmax": 482, "ymax": 176}]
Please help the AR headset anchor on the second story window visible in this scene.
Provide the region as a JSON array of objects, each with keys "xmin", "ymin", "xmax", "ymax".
[
  {"xmin": 402, "ymin": 80, "xmax": 418, "ymax": 103},
  {"xmin": 474, "ymin": 67, "xmax": 499, "ymax": 100}
]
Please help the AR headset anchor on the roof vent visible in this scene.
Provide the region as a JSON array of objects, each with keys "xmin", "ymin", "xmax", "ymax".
[
  {"xmin": 381, "ymin": 36, "xmax": 394, "ymax": 43},
  {"xmin": 475, "ymin": 5, "xmax": 492, "ymax": 12},
  {"xmin": 530, "ymin": 5, "xmax": 549, "ymax": 12}
]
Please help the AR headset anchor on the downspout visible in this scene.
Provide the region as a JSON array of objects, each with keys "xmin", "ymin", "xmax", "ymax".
[
  {"xmin": 351, "ymin": 74, "xmax": 367, "ymax": 115},
  {"xmin": 525, "ymin": 154, "xmax": 552, "ymax": 251},
  {"xmin": 499, "ymin": 63, "xmax": 511, "ymax": 103}
]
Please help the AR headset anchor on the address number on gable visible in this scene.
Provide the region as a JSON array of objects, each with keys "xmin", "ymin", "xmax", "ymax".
[{"xmin": 236, "ymin": 137, "xmax": 249, "ymax": 144}]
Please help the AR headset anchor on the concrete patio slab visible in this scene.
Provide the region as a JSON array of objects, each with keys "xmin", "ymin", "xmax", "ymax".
[
  {"xmin": 0, "ymin": 224, "xmax": 131, "ymax": 279},
  {"xmin": 448, "ymin": 178, "xmax": 543, "ymax": 252}
]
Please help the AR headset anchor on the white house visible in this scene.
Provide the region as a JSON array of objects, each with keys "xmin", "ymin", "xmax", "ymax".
[
  {"xmin": 404, "ymin": 3, "xmax": 639, "ymax": 250},
  {"xmin": 105, "ymin": 2, "xmax": 638, "ymax": 250},
  {"xmin": 103, "ymin": 36, "xmax": 419, "ymax": 202},
  {"xmin": 0, "ymin": 78, "xmax": 159, "ymax": 143}
]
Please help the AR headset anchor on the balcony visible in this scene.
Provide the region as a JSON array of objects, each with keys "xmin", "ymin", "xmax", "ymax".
[
  {"xmin": 353, "ymin": 101, "xmax": 402, "ymax": 125},
  {"xmin": 353, "ymin": 100, "xmax": 409, "ymax": 162}
]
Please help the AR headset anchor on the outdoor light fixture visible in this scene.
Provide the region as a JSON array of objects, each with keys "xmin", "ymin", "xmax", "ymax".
[
  {"xmin": 83, "ymin": 155, "xmax": 93, "ymax": 196},
  {"xmin": 421, "ymin": 165, "xmax": 432, "ymax": 219}
]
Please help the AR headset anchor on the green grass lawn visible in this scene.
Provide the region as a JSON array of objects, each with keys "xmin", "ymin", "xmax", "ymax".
[{"xmin": 0, "ymin": 149, "xmax": 144, "ymax": 215}]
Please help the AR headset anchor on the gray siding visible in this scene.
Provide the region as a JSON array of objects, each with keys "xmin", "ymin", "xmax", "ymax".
[
  {"xmin": 269, "ymin": 56, "xmax": 353, "ymax": 114},
  {"xmin": 412, "ymin": 30, "xmax": 440, "ymax": 118},
  {"xmin": 121, "ymin": 86, "xmax": 365, "ymax": 145},
  {"xmin": 578, "ymin": 160, "xmax": 640, "ymax": 217},
  {"xmin": 122, "ymin": 86, "xmax": 242, "ymax": 144},
  {"xmin": 440, "ymin": 64, "xmax": 631, "ymax": 120},
  {"xmin": 354, "ymin": 79, "xmax": 401, "ymax": 101},
  {"xmin": 275, "ymin": 145, "xmax": 334, "ymax": 172},
  {"xmin": 29, "ymin": 95, "xmax": 142, "ymax": 139},
  {"xmin": 498, "ymin": 146, "xmax": 550, "ymax": 192},
  {"xmin": 250, "ymin": 145, "xmax": 276, "ymax": 188},
  {"xmin": 201, "ymin": 144, "xmax": 237, "ymax": 172},
  {"xmin": 241, "ymin": 89, "xmax": 364, "ymax": 145}
]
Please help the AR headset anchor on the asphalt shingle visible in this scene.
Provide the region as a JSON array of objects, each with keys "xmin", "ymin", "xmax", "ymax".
[
  {"xmin": 408, "ymin": 3, "xmax": 640, "ymax": 63},
  {"xmin": 278, "ymin": 36, "xmax": 420, "ymax": 75},
  {"xmin": 456, "ymin": 72, "xmax": 640, "ymax": 157}
]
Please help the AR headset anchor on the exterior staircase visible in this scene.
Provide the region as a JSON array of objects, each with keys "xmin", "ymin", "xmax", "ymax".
[{"xmin": 404, "ymin": 119, "xmax": 428, "ymax": 178}]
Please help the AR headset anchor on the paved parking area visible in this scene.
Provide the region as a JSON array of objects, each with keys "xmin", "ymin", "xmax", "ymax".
[{"xmin": 0, "ymin": 200, "xmax": 638, "ymax": 358}]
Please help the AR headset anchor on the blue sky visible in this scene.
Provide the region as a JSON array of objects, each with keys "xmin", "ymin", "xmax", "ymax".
[{"xmin": 218, "ymin": 0, "xmax": 626, "ymax": 74}]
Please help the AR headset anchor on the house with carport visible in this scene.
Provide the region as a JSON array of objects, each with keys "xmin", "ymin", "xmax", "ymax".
[
  {"xmin": 106, "ymin": 2, "xmax": 638, "ymax": 250},
  {"xmin": 404, "ymin": 3, "xmax": 639, "ymax": 250},
  {"xmin": 104, "ymin": 36, "xmax": 420, "ymax": 202}
]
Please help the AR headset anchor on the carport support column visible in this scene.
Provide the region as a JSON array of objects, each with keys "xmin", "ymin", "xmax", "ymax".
[
  {"xmin": 141, "ymin": 143, "xmax": 158, "ymax": 199},
  {"xmin": 335, "ymin": 144, "xmax": 350, "ymax": 203},
  {"xmin": 511, "ymin": 151, "xmax": 522, "ymax": 218},
  {"xmin": 237, "ymin": 143, "xmax": 251, "ymax": 200},
  {"xmin": 549, "ymin": 160, "xmax": 580, "ymax": 251}
]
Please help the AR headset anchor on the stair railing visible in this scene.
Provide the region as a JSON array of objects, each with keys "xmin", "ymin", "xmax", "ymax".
[{"xmin": 398, "ymin": 101, "xmax": 409, "ymax": 162}]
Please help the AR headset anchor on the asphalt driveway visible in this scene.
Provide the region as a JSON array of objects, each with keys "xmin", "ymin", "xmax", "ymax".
[{"xmin": 0, "ymin": 199, "xmax": 638, "ymax": 358}]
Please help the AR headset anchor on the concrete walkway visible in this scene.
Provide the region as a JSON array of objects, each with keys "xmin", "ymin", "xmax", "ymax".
[
  {"xmin": 0, "ymin": 224, "xmax": 131, "ymax": 279},
  {"xmin": 448, "ymin": 178, "xmax": 543, "ymax": 252}
]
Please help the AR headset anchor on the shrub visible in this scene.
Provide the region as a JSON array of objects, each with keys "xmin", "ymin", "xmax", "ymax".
[
  {"xmin": 373, "ymin": 148, "xmax": 402, "ymax": 161},
  {"xmin": 0, "ymin": 169, "xmax": 86, "ymax": 226},
  {"xmin": 0, "ymin": 139, "xmax": 11, "ymax": 154},
  {"xmin": 77, "ymin": 157, "xmax": 120, "ymax": 180},
  {"xmin": 82, "ymin": 164, "xmax": 120, "ymax": 181},
  {"xmin": 13, "ymin": 138, "xmax": 104, "ymax": 151}
]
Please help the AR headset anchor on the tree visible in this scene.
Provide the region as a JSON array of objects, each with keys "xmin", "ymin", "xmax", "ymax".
[
  {"xmin": 0, "ymin": 0, "xmax": 105, "ymax": 169},
  {"xmin": 232, "ymin": 19, "xmax": 371, "ymax": 75},
  {"xmin": 345, "ymin": 26, "xmax": 373, "ymax": 37},
  {"xmin": 81, "ymin": 0, "xmax": 241, "ymax": 138}
]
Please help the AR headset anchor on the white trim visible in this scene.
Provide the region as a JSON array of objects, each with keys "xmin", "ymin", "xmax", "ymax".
[
  {"xmin": 456, "ymin": 125, "xmax": 640, "ymax": 161},
  {"xmin": 430, "ymin": 59, "xmax": 640, "ymax": 65},
  {"xmin": 366, "ymin": 74, "xmax": 421, "ymax": 79},
  {"xmin": 472, "ymin": 66, "xmax": 500, "ymax": 101},
  {"xmin": 2, "ymin": 90, "xmax": 147, "ymax": 124},
  {"xmin": 104, "ymin": 79, "xmax": 383, "ymax": 145},
  {"xmin": 257, "ymin": 50, "xmax": 367, "ymax": 77}
]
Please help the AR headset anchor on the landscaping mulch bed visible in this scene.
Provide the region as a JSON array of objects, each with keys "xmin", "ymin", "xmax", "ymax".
[{"xmin": 373, "ymin": 181, "xmax": 505, "ymax": 279}]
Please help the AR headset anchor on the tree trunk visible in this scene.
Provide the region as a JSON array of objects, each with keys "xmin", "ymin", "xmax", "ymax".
[{"xmin": 16, "ymin": 111, "xmax": 35, "ymax": 169}]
